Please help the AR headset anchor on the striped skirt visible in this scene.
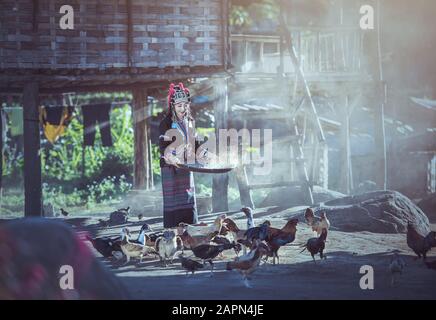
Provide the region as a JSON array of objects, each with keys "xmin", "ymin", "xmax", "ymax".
[{"xmin": 161, "ymin": 166, "xmax": 198, "ymax": 228}]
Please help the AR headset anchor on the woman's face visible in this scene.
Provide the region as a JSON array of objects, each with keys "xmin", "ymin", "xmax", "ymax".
[{"xmin": 174, "ymin": 102, "xmax": 189, "ymax": 119}]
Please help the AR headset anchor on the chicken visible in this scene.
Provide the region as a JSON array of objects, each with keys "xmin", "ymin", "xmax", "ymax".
[
  {"xmin": 226, "ymin": 241, "xmax": 270, "ymax": 288},
  {"xmin": 178, "ymin": 254, "xmax": 204, "ymax": 276},
  {"xmin": 60, "ymin": 208, "xmax": 69, "ymax": 217},
  {"xmin": 179, "ymin": 230, "xmax": 217, "ymax": 250},
  {"xmin": 180, "ymin": 214, "xmax": 226, "ymax": 237},
  {"xmin": 85, "ymin": 234, "xmax": 122, "ymax": 259},
  {"xmin": 155, "ymin": 229, "xmax": 184, "ymax": 266},
  {"xmin": 245, "ymin": 222, "xmax": 269, "ymax": 242},
  {"xmin": 119, "ymin": 228, "xmax": 158, "ymax": 265},
  {"xmin": 212, "ymin": 235, "xmax": 242, "ymax": 256},
  {"xmin": 222, "ymin": 217, "xmax": 246, "ymax": 243},
  {"xmin": 389, "ymin": 252, "xmax": 406, "ymax": 286},
  {"xmin": 265, "ymin": 218, "xmax": 299, "ymax": 265},
  {"xmin": 406, "ymin": 223, "xmax": 436, "ymax": 260},
  {"xmin": 300, "ymin": 228, "xmax": 327, "ymax": 263},
  {"xmin": 98, "ymin": 219, "xmax": 109, "ymax": 228},
  {"xmin": 191, "ymin": 243, "xmax": 237, "ymax": 276},
  {"xmin": 304, "ymin": 208, "xmax": 330, "ymax": 236}
]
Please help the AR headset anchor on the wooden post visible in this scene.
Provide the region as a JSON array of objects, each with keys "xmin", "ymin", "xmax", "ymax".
[
  {"xmin": 212, "ymin": 77, "xmax": 229, "ymax": 213},
  {"xmin": 339, "ymin": 95, "xmax": 352, "ymax": 194},
  {"xmin": 132, "ymin": 87, "xmax": 150, "ymax": 190},
  {"xmin": 374, "ymin": 82, "xmax": 387, "ymax": 190},
  {"xmin": 235, "ymin": 165, "xmax": 254, "ymax": 209},
  {"xmin": 23, "ymin": 82, "xmax": 42, "ymax": 217}
]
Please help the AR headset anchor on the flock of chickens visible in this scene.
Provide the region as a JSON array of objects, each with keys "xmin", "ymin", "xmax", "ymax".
[
  {"xmin": 85, "ymin": 207, "xmax": 436, "ymax": 288},
  {"xmin": 85, "ymin": 207, "xmax": 334, "ymax": 287}
]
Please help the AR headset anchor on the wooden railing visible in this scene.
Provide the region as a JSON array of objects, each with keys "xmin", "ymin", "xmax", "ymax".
[{"xmin": 231, "ymin": 27, "xmax": 363, "ymax": 76}]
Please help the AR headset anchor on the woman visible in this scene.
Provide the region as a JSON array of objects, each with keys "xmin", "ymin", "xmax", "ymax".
[{"xmin": 159, "ymin": 83, "xmax": 202, "ymax": 228}]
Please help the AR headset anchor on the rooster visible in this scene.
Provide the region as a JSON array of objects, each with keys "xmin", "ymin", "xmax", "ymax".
[
  {"xmin": 406, "ymin": 223, "xmax": 436, "ymax": 260},
  {"xmin": 155, "ymin": 229, "xmax": 184, "ymax": 266},
  {"xmin": 304, "ymin": 208, "xmax": 330, "ymax": 236},
  {"xmin": 300, "ymin": 228, "xmax": 327, "ymax": 263},
  {"xmin": 389, "ymin": 252, "xmax": 406, "ymax": 286},
  {"xmin": 226, "ymin": 241, "xmax": 270, "ymax": 288},
  {"xmin": 265, "ymin": 218, "xmax": 299, "ymax": 265}
]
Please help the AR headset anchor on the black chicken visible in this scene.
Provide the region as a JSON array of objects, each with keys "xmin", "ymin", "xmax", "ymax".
[
  {"xmin": 212, "ymin": 235, "xmax": 242, "ymax": 256},
  {"xmin": 191, "ymin": 243, "xmax": 237, "ymax": 275},
  {"xmin": 300, "ymin": 228, "xmax": 328, "ymax": 263},
  {"xmin": 86, "ymin": 235, "xmax": 121, "ymax": 258},
  {"xmin": 178, "ymin": 254, "xmax": 204, "ymax": 276},
  {"xmin": 244, "ymin": 222, "xmax": 269, "ymax": 242},
  {"xmin": 407, "ymin": 224, "xmax": 436, "ymax": 260},
  {"xmin": 60, "ymin": 208, "xmax": 69, "ymax": 217}
]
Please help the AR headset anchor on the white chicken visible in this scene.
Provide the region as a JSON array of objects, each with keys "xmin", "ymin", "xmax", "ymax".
[
  {"xmin": 179, "ymin": 214, "xmax": 226, "ymax": 237},
  {"xmin": 155, "ymin": 229, "xmax": 184, "ymax": 266},
  {"xmin": 304, "ymin": 208, "xmax": 330, "ymax": 236}
]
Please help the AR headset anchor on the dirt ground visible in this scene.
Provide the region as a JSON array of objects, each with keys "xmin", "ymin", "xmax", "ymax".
[{"xmin": 74, "ymin": 207, "xmax": 436, "ymax": 300}]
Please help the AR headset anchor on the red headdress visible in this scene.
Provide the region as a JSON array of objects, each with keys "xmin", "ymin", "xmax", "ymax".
[{"xmin": 167, "ymin": 82, "xmax": 191, "ymax": 110}]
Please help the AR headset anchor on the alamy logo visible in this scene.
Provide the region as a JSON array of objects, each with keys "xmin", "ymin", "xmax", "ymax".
[
  {"xmin": 359, "ymin": 265, "xmax": 374, "ymax": 290},
  {"xmin": 360, "ymin": 5, "xmax": 375, "ymax": 30},
  {"xmin": 59, "ymin": 265, "xmax": 74, "ymax": 290},
  {"xmin": 59, "ymin": 5, "xmax": 74, "ymax": 30},
  {"xmin": 163, "ymin": 128, "xmax": 272, "ymax": 176}
]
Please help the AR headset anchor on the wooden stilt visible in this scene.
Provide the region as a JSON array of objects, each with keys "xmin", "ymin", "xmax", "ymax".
[
  {"xmin": 132, "ymin": 87, "xmax": 150, "ymax": 190},
  {"xmin": 23, "ymin": 82, "xmax": 42, "ymax": 217},
  {"xmin": 235, "ymin": 165, "xmax": 254, "ymax": 209},
  {"xmin": 212, "ymin": 77, "xmax": 229, "ymax": 212},
  {"xmin": 339, "ymin": 95, "xmax": 351, "ymax": 194}
]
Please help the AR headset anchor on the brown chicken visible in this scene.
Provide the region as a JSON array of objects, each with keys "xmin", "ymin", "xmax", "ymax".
[
  {"xmin": 226, "ymin": 241, "xmax": 270, "ymax": 288},
  {"xmin": 264, "ymin": 218, "xmax": 299, "ymax": 265}
]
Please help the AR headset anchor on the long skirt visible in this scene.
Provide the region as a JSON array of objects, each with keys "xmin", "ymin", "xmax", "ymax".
[{"xmin": 161, "ymin": 166, "xmax": 198, "ymax": 228}]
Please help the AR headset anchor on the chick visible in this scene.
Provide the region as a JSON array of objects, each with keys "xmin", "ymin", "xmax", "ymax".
[
  {"xmin": 389, "ymin": 252, "xmax": 406, "ymax": 286},
  {"xmin": 178, "ymin": 254, "xmax": 204, "ymax": 276}
]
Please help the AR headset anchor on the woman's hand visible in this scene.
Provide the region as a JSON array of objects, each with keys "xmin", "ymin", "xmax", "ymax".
[{"xmin": 164, "ymin": 153, "xmax": 182, "ymax": 167}]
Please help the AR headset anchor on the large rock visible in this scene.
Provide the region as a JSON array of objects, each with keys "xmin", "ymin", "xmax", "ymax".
[
  {"xmin": 0, "ymin": 218, "xmax": 129, "ymax": 299},
  {"xmin": 417, "ymin": 193, "xmax": 436, "ymax": 222},
  {"xmin": 260, "ymin": 185, "xmax": 345, "ymax": 208},
  {"xmin": 289, "ymin": 191, "xmax": 430, "ymax": 234}
]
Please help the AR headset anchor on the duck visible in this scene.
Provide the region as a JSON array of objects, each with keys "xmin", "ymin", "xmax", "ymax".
[{"xmin": 119, "ymin": 228, "xmax": 158, "ymax": 265}]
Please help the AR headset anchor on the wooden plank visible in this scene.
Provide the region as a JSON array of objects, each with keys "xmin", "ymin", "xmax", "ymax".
[
  {"xmin": 248, "ymin": 181, "xmax": 303, "ymax": 190},
  {"xmin": 23, "ymin": 82, "xmax": 42, "ymax": 217}
]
